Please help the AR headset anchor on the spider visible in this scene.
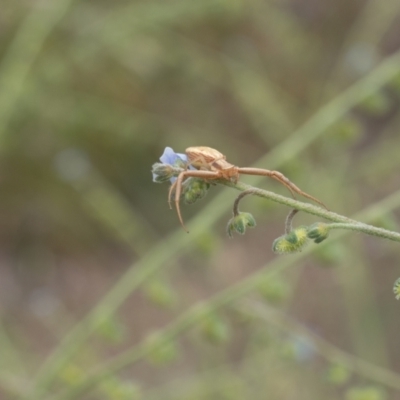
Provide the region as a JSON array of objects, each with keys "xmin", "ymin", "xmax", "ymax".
[{"xmin": 168, "ymin": 146, "xmax": 326, "ymax": 232}]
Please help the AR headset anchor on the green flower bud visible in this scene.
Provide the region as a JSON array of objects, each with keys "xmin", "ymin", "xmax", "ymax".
[
  {"xmin": 257, "ymin": 276, "xmax": 290, "ymax": 304},
  {"xmin": 151, "ymin": 163, "xmax": 175, "ymax": 183},
  {"xmin": 144, "ymin": 279, "xmax": 177, "ymax": 309},
  {"xmin": 195, "ymin": 232, "xmax": 220, "ymax": 256},
  {"xmin": 345, "ymin": 385, "xmax": 386, "ymax": 400},
  {"xmin": 328, "ymin": 118, "xmax": 362, "ymax": 145},
  {"xmin": 390, "ymin": 71, "xmax": 400, "ymax": 93},
  {"xmin": 360, "ymin": 92, "xmax": 391, "ymax": 116},
  {"xmin": 393, "ymin": 277, "xmax": 400, "ymax": 300},
  {"xmin": 307, "ymin": 222, "xmax": 330, "ymax": 243},
  {"xmin": 145, "ymin": 334, "xmax": 179, "ymax": 365},
  {"xmin": 96, "ymin": 316, "xmax": 125, "ymax": 343},
  {"xmin": 314, "ymin": 243, "xmax": 347, "ymax": 266},
  {"xmin": 59, "ymin": 364, "xmax": 85, "ymax": 386},
  {"xmin": 226, "ymin": 212, "xmax": 256, "ymax": 238},
  {"xmin": 326, "ymin": 363, "xmax": 351, "ymax": 385},
  {"xmin": 272, "ymin": 226, "xmax": 309, "ymax": 254},
  {"xmin": 200, "ymin": 313, "xmax": 231, "ymax": 344},
  {"xmin": 101, "ymin": 378, "xmax": 141, "ymax": 400},
  {"xmin": 183, "ymin": 178, "xmax": 210, "ymax": 204}
]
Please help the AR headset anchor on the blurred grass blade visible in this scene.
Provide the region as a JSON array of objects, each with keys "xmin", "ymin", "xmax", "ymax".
[{"xmin": 0, "ymin": 0, "xmax": 73, "ymax": 146}]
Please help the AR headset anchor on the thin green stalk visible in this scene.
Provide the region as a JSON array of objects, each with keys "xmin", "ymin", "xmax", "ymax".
[
  {"xmin": 321, "ymin": 0, "xmax": 400, "ymax": 96},
  {"xmin": 285, "ymin": 209, "xmax": 300, "ymax": 234},
  {"xmin": 0, "ymin": 0, "xmax": 73, "ymax": 145},
  {"xmin": 327, "ymin": 222, "xmax": 399, "ymax": 239},
  {"xmin": 26, "ymin": 49, "xmax": 400, "ymax": 400},
  {"xmin": 45, "ymin": 187, "xmax": 400, "ymax": 400},
  {"xmin": 224, "ymin": 181, "xmax": 400, "ymax": 242},
  {"xmin": 244, "ymin": 300, "xmax": 400, "ymax": 391},
  {"xmin": 0, "ymin": 0, "xmax": 74, "ymax": 394},
  {"xmin": 255, "ymin": 49, "xmax": 400, "ymax": 170}
]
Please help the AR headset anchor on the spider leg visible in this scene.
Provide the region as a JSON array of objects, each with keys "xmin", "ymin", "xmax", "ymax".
[
  {"xmin": 238, "ymin": 167, "xmax": 327, "ymax": 209},
  {"xmin": 171, "ymin": 170, "xmax": 220, "ymax": 232},
  {"xmin": 171, "ymin": 171, "xmax": 188, "ymax": 232},
  {"xmin": 168, "ymin": 180, "xmax": 178, "ymax": 209}
]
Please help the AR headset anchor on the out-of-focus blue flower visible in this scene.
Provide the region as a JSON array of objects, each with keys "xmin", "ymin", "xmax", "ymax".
[
  {"xmin": 290, "ymin": 335, "xmax": 316, "ymax": 362},
  {"xmin": 152, "ymin": 147, "xmax": 189, "ymax": 183}
]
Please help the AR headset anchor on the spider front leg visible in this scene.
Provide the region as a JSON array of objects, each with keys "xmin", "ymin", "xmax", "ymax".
[
  {"xmin": 238, "ymin": 167, "xmax": 327, "ymax": 209},
  {"xmin": 168, "ymin": 170, "xmax": 220, "ymax": 232}
]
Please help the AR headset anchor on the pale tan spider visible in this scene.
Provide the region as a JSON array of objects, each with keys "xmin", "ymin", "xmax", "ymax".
[{"xmin": 168, "ymin": 146, "xmax": 326, "ymax": 232}]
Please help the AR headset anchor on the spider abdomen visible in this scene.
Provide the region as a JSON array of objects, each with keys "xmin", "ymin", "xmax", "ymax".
[{"xmin": 186, "ymin": 146, "xmax": 234, "ymax": 171}]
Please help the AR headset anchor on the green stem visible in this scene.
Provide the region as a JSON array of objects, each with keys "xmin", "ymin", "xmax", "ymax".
[
  {"xmin": 0, "ymin": 0, "xmax": 73, "ymax": 145},
  {"xmin": 232, "ymin": 189, "xmax": 254, "ymax": 217},
  {"xmin": 231, "ymin": 188, "xmax": 300, "ymax": 235},
  {"xmin": 326, "ymin": 222, "xmax": 398, "ymax": 240},
  {"xmin": 223, "ymin": 181, "xmax": 400, "ymax": 242},
  {"xmin": 285, "ymin": 209, "xmax": 299, "ymax": 234},
  {"xmin": 243, "ymin": 300, "xmax": 400, "ymax": 391}
]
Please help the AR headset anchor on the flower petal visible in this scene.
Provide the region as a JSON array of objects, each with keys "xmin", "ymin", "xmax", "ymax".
[{"xmin": 159, "ymin": 147, "xmax": 187, "ymax": 165}]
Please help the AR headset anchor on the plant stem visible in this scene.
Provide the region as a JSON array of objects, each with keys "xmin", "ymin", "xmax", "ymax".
[
  {"xmin": 223, "ymin": 180, "xmax": 400, "ymax": 242},
  {"xmin": 231, "ymin": 188, "xmax": 299, "ymax": 234},
  {"xmin": 285, "ymin": 209, "xmax": 299, "ymax": 234},
  {"xmin": 0, "ymin": 0, "xmax": 73, "ymax": 145},
  {"xmin": 232, "ymin": 189, "xmax": 254, "ymax": 216},
  {"xmin": 243, "ymin": 300, "xmax": 400, "ymax": 391}
]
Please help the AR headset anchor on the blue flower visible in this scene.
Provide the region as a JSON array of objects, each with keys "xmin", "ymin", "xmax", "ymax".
[
  {"xmin": 159, "ymin": 147, "xmax": 187, "ymax": 165},
  {"xmin": 152, "ymin": 147, "xmax": 188, "ymax": 183}
]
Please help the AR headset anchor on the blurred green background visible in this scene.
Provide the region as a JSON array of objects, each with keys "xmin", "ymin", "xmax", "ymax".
[{"xmin": 2, "ymin": 0, "xmax": 400, "ymax": 399}]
